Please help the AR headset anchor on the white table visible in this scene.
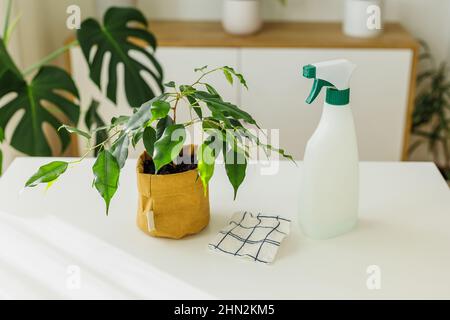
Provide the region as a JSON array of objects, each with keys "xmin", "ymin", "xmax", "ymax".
[{"xmin": 0, "ymin": 158, "xmax": 449, "ymax": 300}]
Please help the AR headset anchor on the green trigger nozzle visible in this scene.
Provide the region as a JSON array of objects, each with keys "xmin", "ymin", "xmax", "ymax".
[{"xmin": 303, "ymin": 65, "xmax": 316, "ymax": 79}]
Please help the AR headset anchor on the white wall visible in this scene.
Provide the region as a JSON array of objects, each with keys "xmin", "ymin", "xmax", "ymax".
[{"xmin": 4, "ymin": 0, "xmax": 450, "ymax": 68}]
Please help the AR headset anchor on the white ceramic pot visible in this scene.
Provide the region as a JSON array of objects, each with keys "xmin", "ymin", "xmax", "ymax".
[
  {"xmin": 222, "ymin": 0, "xmax": 263, "ymax": 36},
  {"xmin": 343, "ymin": 0, "xmax": 384, "ymax": 38},
  {"xmin": 95, "ymin": 0, "xmax": 137, "ymax": 19}
]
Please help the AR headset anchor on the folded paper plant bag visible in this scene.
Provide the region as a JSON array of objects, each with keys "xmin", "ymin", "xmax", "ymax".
[
  {"xmin": 209, "ymin": 212, "xmax": 291, "ymax": 264},
  {"xmin": 136, "ymin": 148, "xmax": 210, "ymax": 240}
]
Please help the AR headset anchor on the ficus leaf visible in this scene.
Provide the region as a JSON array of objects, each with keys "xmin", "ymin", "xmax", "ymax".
[
  {"xmin": 111, "ymin": 116, "xmax": 130, "ymax": 126},
  {"xmin": 143, "ymin": 126, "xmax": 156, "ymax": 156},
  {"xmin": 59, "ymin": 125, "xmax": 91, "ymax": 140},
  {"xmin": 205, "ymin": 83, "xmax": 221, "ymax": 97},
  {"xmin": 195, "ymin": 65, "xmax": 208, "ymax": 73},
  {"xmin": 224, "ymin": 146, "xmax": 247, "ymax": 200},
  {"xmin": 197, "ymin": 143, "xmax": 216, "ymax": 196},
  {"xmin": 223, "ymin": 66, "xmax": 248, "ymax": 89},
  {"xmin": 223, "ymin": 69, "xmax": 233, "ymax": 85},
  {"xmin": 164, "ymin": 81, "xmax": 176, "ymax": 88},
  {"xmin": 194, "ymin": 91, "xmax": 256, "ymax": 125},
  {"xmin": 151, "ymin": 100, "xmax": 171, "ymax": 121},
  {"xmin": 179, "ymin": 85, "xmax": 197, "ymax": 95},
  {"xmin": 85, "ymin": 100, "xmax": 108, "ymax": 156},
  {"xmin": 186, "ymin": 95, "xmax": 202, "ymax": 119},
  {"xmin": 153, "ymin": 124, "xmax": 186, "ymax": 172},
  {"xmin": 156, "ymin": 116, "xmax": 174, "ymax": 140},
  {"xmin": 132, "ymin": 129, "xmax": 144, "ymax": 148},
  {"xmin": 111, "ymin": 133, "xmax": 130, "ymax": 168},
  {"xmin": 93, "ymin": 150, "xmax": 120, "ymax": 215},
  {"xmin": 125, "ymin": 96, "xmax": 162, "ymax": 133},
  {"xmin": 25, "ymin": 161, "xmax": 69, "ymax": 188}
]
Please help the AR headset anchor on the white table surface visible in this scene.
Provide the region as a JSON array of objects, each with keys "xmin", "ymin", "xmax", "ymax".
[{"xmin": 0, "ymin": 158, "xmax": 449, "ymax": 300}]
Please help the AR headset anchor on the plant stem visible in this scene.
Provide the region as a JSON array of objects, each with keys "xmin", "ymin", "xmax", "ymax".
[
  {"xmin": 2, "ymin": 0, "xmax": 12, "ymax": 40},
  {"xmin": 173, "ymin": 97, "xmax": 180, "ymax": 123},
  {"xmin": 23, "ymin": 40, "xmax": 79, "ymax": 76},
  {"xmin": 191, "ymin": 68, "xmax": 221, "ymax": 87},
  {"xmin": 69, "ymin": 130, "xmax": 121, "ymax": 165}
]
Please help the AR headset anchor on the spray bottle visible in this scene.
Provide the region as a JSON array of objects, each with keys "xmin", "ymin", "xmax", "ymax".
[{"xmin": 300, "ymin": 59, "xmax": 359, "ymax": 239}]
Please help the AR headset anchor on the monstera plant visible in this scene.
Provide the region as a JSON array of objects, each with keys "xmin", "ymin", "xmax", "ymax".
[{"xmin": 0, "ymin": 2, "xmax": 163, "ymax": 174}]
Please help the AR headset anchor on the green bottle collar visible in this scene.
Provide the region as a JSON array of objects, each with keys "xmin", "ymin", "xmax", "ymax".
[{"xmin": 326, "ymin": 88, "xmax": 350, "ymax": 106}]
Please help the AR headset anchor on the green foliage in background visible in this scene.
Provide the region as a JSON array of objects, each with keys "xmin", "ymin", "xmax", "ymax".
[
  {"xmin": 27, "ymin": 67, "xmax": 294, "ymax": 214},
  {"xmin": 0, "ymin": 3, "xmax": 163, "ymax": 170},
  {"xmin": 410, "ymin": 41, "xmax": 450, "ymax": 179},
  {"xmin": 77, "ymin": 7, "xmax": 163, "ymax": 108}
]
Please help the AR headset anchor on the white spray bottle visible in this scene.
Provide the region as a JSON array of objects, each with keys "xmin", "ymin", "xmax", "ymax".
[{"xmin": 299, "ymin": 59, "xmax": 359, "ymax": 239}]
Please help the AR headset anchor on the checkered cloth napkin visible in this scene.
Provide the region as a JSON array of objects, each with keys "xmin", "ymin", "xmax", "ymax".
[{"xmin": 208, "ymin": 212, "xmax": 291, "ymax": 264}]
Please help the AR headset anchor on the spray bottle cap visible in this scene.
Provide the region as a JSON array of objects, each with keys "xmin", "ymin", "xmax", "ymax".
[{"xmin": 303, "ymin": 59, "xmax": 356, "ymax": 106}]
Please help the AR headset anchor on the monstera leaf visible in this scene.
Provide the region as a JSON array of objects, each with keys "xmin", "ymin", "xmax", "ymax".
[
  {"xmin": 0, "ymin": 40, "xmax": 80, "ymax": 156},
  {"xmin": 77, "ymin": 7, "xmax": 164, "ymax": 108}
]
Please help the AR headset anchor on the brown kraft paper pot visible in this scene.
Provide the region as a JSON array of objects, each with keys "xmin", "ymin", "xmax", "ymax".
[{"xmin": 136, "ymin": 148, "xmax": 210, "ymax": 239}]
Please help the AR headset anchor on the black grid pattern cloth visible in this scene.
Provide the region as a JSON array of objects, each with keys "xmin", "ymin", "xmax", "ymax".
[{"xmin": 208, "ymin": 212, "xmax": 291, "ymax": 264}]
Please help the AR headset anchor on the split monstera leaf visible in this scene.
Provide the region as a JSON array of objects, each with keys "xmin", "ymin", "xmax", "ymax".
[
  {"xmin": 0, "ymin": 7, "xmax": 163, "ymax": 163},
  {"xmin": 26, "ymin": 67, "xmax": 294, "ymax": 214}
]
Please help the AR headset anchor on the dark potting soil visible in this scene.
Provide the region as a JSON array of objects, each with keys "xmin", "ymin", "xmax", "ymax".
[{"xmin": 143, "ymin": 154, "xmax": 197, "ymax": 175}]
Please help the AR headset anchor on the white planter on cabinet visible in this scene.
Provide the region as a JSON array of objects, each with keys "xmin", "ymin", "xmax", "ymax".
[
  {"xmin": 222, "ymin": 0, "xmax": 263, "ymax": 35},
  {"xmin": 95, "ymin": 0, "xmax": 137, "ymax": 19},
  {"xmin": 343, "ymin": 0, "xmax": 384, "ymax": 38}
]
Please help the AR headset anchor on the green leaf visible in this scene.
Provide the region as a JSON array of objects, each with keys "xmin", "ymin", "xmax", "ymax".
[
  {"xmin": 111, "ymin": 116, "xmax": 130, "ymax": 126},
  {"xmin": 164, "ymin": 81, "xmax": 176, "ymax": 88},
  {"xmin": 143, "ymin": 126, "xmax": 156, "ymax": 156},
  {"xmin": 224, "ymin": 146, "xmax": 247, "ymax": 200},
  {"xmin": 93, "ymin": 150, "xmax": 120, "ymax": 215},
  {"xmin": 194, "ymin": 91, "xmax": 257, "ymax": 125},
  {"xmin": 132, "ymin": 129, "xmax": 144, "ymax": 148},
  {"xmin": 156, "ymin": 116, "xmax": 174, "ymax": 140},
  {"xmin": 223, "ymin": 66, "xmax": 248, "ymax": 89},
  {"xmin": 0, "ymin": 127, "xmax": 4, "ymax": 142},
  {"xmin": 195, "ymin": 65, "xmax": 208, "ymax": 73},
  {"xmin": 180, "ymin": 85, "xmax": 197, "ymax": 96},
  {"xmin": 0, "ymin": 41, "xmax": 80, "ymax": 156},
  {"xmin": 197, "ymin": 143, "xmax": 216, "ymax": 195},
  {"xmin": 223, "ymin": 69, "xmax": 233, "ymax": 85},
  {"xmin": 265, "ymin": 144, "xmax": 296, "ymax": 163},
  {"xmin": 124, "ymin": 96, "xmax": 162, "ymax": 132},
  {"xmin": 59, "ymin": 125, "xmax": 91, "ymax": 139},
  {"xmin": 205, "ymin": 83, "xmax": 220, "ymax": 97},
  {"xmin": 153, "ymin": 124, "xmax": 186, "ymax": 172},
  {"xmin": 151, "ymin": 100, "xmax": 171, "ymax": 121},
  {"xmin": 77, "ymin": 7, "xmax": 163, "ymax": 108},
  {"xmin": 111, "ymin": 133, "xmax": 130, "ymax": 168},
  {"xmin": 84, "ymin": 100, "xmax": 107, "ymax": 156},
  {"xmin": 25, "ymin": 161, "xmax": 69, "ymax": 188},
  {"xmin": 186, "ymin": 95, "xmax": 203, "ymax": 119}
]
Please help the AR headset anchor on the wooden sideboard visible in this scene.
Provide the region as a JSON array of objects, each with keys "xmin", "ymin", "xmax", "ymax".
[{"xmin": 68, "ymin": 21, "xmax": 418, "ymax": 161}]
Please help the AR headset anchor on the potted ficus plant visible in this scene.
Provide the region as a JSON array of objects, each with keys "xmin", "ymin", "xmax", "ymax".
[{"xmin": 25, "ymin": 66, "xmax": 294, "ymax": 239}]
